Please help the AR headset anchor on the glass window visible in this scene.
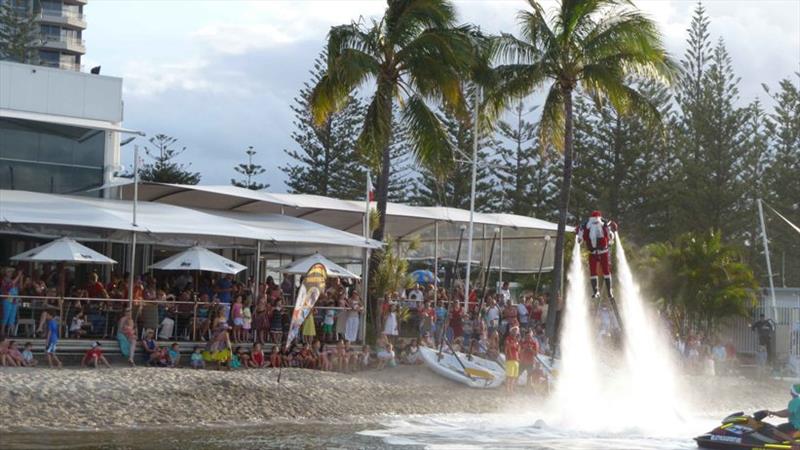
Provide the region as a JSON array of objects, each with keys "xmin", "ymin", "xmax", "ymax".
[
  {"xmin": 40, "ymin": 24, "xmax": 60, "ymax": 38},
  {"xmin": 41, "ymin": 1, "xmax": 62, "ymax": 13}
]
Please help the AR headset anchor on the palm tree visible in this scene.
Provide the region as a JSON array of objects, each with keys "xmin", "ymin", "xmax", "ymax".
[
  {"xmin": 310, "ymin": 0, "xmax": 477, "ymax": 333},
  {"xmin": 311, "ymin": 0, "xmax": 476, "ymax": 236},
  {"xmin": 490, "ymin": 0, "xmax": 677, "ymax": 341}
]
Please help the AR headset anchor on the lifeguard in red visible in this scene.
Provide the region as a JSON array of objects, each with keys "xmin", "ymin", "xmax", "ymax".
[{"xmin": 577, "ymin": 210, "xmax": 618, "ymax": 299}]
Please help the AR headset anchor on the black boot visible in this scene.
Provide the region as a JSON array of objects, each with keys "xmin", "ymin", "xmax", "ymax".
[
  {"xmin": 605, "ymin": 276, "xmax": 614, "ymax": 299},
  {"xmin": 590, "ymin": 277, "xmax": 599, "ymax": 299}
]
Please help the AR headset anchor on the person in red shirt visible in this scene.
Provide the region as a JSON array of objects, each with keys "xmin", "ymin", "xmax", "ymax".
[
  {"xmin": 519, "ymin": 329, "xmax": 540, "ymax": 388},
  {"xmin": 504, "ymin": 327, "xmax": 521, "ymax": 394},
  {"xmin": 250, "ymin": 342, "xmax": 265, "ymax": 368},
  {"xmin": 86, "ymin": 272, "xmax": 109, "ymax": 299},
  {"xmin": 81, "ymin": 341, "xmax": 111, "ymax": 368}
]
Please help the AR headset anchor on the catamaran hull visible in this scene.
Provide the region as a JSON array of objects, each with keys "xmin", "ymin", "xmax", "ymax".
[{"xmin": 419, "ymin": 346, "xmax": 506, "ymax": 389}]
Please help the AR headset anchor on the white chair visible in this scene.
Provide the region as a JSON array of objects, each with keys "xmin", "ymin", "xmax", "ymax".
[{"xmin": 14, "ymin": 318, "xmax": 36, "ymax": 337}]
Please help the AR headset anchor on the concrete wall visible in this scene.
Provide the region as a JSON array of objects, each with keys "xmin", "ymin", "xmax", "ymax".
[{"xmin": 0, "ymin": 61, "xmax": 122, "ymax": 122}]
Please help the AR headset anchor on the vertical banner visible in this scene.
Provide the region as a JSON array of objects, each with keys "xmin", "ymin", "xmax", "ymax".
[{"xmin": 285, "ymin": 263, "xmax": 327, "ymax": 349}]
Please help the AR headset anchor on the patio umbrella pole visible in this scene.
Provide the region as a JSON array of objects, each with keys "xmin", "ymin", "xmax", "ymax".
[
  {"xmin": 533, "ymin": 236, "xmax": 550, "ymax": 296},
  {"xmin": 128, "ymin": 146, "xmax": 140, "ymax": 310},
  {"xmin": 433, "ymin": 221, "xmax": 438, "ymax": 306}
]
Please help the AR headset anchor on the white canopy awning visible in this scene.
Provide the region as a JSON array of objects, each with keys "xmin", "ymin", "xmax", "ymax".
[
  {"xmin": 150, "ymin": 246, "xmax": 246, "ymax": 274},
  {"xmin": 11, "ymin": 237, "xmax": 117, "ymax": 264},
  {"xmin": 280, "ymin": 253, "xmax": 361, "ymax": 279},
  {"xmin": 0, "ymin": 190, "xmax": 381, "ymax": 254},
  {"xmin": 0, "ymin": 108, "xmax": 144, "ymax": 135}
]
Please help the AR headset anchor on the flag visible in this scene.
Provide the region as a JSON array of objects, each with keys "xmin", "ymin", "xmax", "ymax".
[
  {"xmin": 367, "ymin": 175, "xmax": 375, "ymax": 202},
  {"xmin": 285, "ymin": 263, "xmax": 327, "ymax": 350}
]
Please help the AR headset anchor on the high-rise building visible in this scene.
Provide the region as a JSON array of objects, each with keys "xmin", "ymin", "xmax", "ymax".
[{"xmin": 2, "ymin": 0, "xmax": 87, "ymax": 71}]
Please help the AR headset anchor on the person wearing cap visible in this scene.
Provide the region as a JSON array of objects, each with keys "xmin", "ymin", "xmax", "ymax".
[
  {"xmin": 81, "ymin": 341, "xmax": 111, "ymax": 368},
  {"xmin": 767, "ymin": 384, "xmax": 800, "ymax": 441},
  {"xmin": 576, "ymin": 210, "xmax": 618, "ymax": 300}
]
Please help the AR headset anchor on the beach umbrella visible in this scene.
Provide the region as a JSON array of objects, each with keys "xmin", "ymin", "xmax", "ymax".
[
  {"xmin": 281, "ymin": 253, "xmax": 360, "ymax": 279},
  {"xmin": 410, "ymin": 269, "xmax": 438, "ymax": 285},
  {"xmin": 11, "ymin": 237, "xmax": 116, "ymax": 264},
  {"xmin": 149, "ymin": 246, "xmax": 246, "ymax": 274}
]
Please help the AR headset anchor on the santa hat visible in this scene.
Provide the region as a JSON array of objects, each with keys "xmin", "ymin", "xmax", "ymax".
[{"xmin": 591, "ymin": 210, "xmax": 602, "ymax": 218}]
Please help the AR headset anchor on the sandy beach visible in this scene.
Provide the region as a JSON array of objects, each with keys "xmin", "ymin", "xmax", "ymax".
[
  {"xmin": 0, "ymin": 362, "xmax": 789, "ymax": 433},
  {"xmin": 0, "ymin": 365, "xmax": 541, "ymax": 431}
]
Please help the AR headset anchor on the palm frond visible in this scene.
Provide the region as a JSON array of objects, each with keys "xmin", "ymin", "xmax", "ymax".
[
  {"xmin": 538, "ymin": 83, "xmax": 565, "ymax": 151},
  {"xmin": 356, "ymin": 85, "xmax": 394, "ymax": 171},
  {"xmin": 386, "ymin": 0, "xmax": 458, "ymax": 48},
  {"xmin": 401, "ymin": 95, "xmax": 453, "ymax": 178}
]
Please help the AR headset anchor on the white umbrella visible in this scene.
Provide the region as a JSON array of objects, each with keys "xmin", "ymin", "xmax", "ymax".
[
  {"xmin": 149, "ymin": 246, "xmax": 246, "ymax": 274},
  {"xmin": 281, "ymin": 253, "xmax": 360, "ymax": 279},
  {"xmin": 11, "ymin": 237, "xmax": 116, "ymax": 264}
]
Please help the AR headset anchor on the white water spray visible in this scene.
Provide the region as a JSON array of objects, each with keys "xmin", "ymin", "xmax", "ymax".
[{"xmin": 550, "ymin": 235, "xmax": 686, "ymax": 433}]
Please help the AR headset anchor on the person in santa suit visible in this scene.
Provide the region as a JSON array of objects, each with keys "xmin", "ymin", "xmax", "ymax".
[{"xmin": 577, "ymin": 210, "xmax": 618, "ymax": 300}]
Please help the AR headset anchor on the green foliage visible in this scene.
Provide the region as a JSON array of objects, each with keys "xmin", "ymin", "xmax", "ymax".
[
  {"xmin": 310, "ymin": 0, "xmax": 478, "ymax": 241},
  {"xmin": 282, "ymin": 52, "xmax": 367, "ymax": 198},
  {"xmin": 0, "ymin": 0, "xmax": 42, "ymax": 64},
  {"xmin": 639, "ymin": 231, "xmax": 758, "ymax": 336},
  {"xmin": 137, "ymin": 134, "xmax": 201, "ymax": 185},
  {"xmin": 231, "ymin": 146, "xmax": 268, "ymax": 190},
  {"xmin": 371, "ymin": 235, "xmax": 421, "ymax": 299}
]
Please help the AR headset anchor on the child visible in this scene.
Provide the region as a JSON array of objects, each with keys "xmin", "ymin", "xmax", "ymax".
[
  {"xmin": 359, "ymin": 345, "xmax": 371, "ymax": 370},
  {"xmin": 232, "ymin": 296, "xmax": 244, "ymax": 343},
  {"xmin": 250, "ymin": 342, "xmax": 265, "ymax": 368},
  {"xmin": 323, "ymin": 308, "xmax": 335, "ymax": 343},
  {"xmin": 21, "ymin": 342, "xmax": 37, "ymax": 367},
  {"xmin": 376, "ymin": 344, "xmax": 395, "ymax": 370},
  {"xmin": 6, "ymin": 341, "xmax": 24, "ymax": 366},
  {"xmin": 242, "ymin": 298, "xmax": 253, "ymax": 342},
  {"xmin": 236, "ymin": 346, "xmax": 250, "ymax": 369},
  {"xmin": 190, "ymin": 346, "xmax": 205, "ymax": 369},
  {"xmin": 168, "ymin": 343, "xmax": 181, "ymax": 368},
  {"xmin": 69, "ymin": 312, "xmax": 90, "ymax": 338},
  {"xmin": 269, "ymin": 346, "xmax": 282, "ymax": 368},
  {"xmin": 0, "ymin": 338, "xmax": 13, "ymax": 366},
  {"xmin": 81, "ymin": 341, "xmax": 111, "ymax": 368},
  {"xmin": 228, "ymin": 346, "xmax": 242, "ymax": 369},
  {"xmin": 504, "ymin": 328, "xmax": 521, "ymax": 394},
  {"xmin": 45, "ymin": 312, "xmax": 62, "ymax": 368},
  {"xmin": 320, "ymin": 343, "xmax": 333, "ymax": 371}
]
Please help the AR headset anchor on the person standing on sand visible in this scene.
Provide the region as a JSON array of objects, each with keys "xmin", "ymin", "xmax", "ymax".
[
  {"xmin": 344, "ymin": 291, "xmax": 362, "ymax": 343},
  {"xmin": 44, "ymin": 311, "xmax": 62, "ymax": 368},
  {"xmin": 504, "ymin": 327, "xmax": 521, "ymax": 394},
  {"xmin": 117, "ymin": 309, "xmax": 137, "ymax": 366}
]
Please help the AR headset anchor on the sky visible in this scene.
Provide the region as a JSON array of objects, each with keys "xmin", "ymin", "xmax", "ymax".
[{"xmin": 81, "ymin": 0, "xmax": 800, "ymax": 191}]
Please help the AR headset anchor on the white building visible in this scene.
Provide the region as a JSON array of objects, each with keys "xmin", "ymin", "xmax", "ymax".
[{"xmin": 0, "ymin": 60, "xmax": 139, "ymax": 195}]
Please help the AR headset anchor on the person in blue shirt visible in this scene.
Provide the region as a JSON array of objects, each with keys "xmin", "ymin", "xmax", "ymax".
[
  {"xmin": 768, "ymin": 383, "xmax": 800, "ymax": 439},
  {"xmin": 44, "ymin": 311, "xmax": 62, "ymax": 368}
]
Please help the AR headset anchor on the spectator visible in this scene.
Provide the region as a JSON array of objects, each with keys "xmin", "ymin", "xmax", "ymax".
[
  {"xmin": 359, "ymin": 345, "xmax": 371, "ymax": 369},
  {"xmin": 517, "ymin": 297, "xmax": 530, "ymax": 332},
  {"xmin": 235, "ymin": 346, "xmax": 250, "ymax": 369},
  {"xmin": 376, "ymin": 343, "xmax": 395, "ymax": 369},
  {"xmin": 449, "ymin": 302, "xmax": 464, "ymax": 341},
  {"xmin": 0, "ymin": 338, "xmax": 14, "ymax": 366},
  {"xmin": 141, "ymin": 329, "xmax": 161, "ymax": 366},
  {"xmin": 253, "ymin": 296, "xmax": 269, "ymax": 344},
  {"xmin": 44, "ymin": 311, "xmax": 62, "ymax": 368},
  {"xmin": 1, "ymin": 268, "xmax": 22, "ymax": 337},
  {"xmin": 499, "ymin": 281, "xmax": 512, "ymax": 305},
  {"xmin": 81, "ymin": 341, "xmax": 111, "ymax": 368},
  {"xmin": 69, "ymin": 311, "xmax": 90, "ymax": 338},
  {"xmin": 711, "ymin": 340, "xmax": 727, "ymax": 375},
  {"xmin": 215, "ymin": 274, "xmax": 234, "ymax": 321},
  {"xmin": 383, "ymin": 304, "xmax": 399, "ymax": 344},
  {"xmin": 486, "ymin": 298, "xmax": 500, "ymax": 334},
  {"xmin": 402, "ymin": 339, "xmax": 423, "ymax": 365},
  {"xmin": 322, "ymin": 307, "xmax": 335, "ymax": 343},
  {"xmin": 269, "ymin": 346, "xmax": 281, "ymax": 368},
  {"xmin": 117, "ymin": 309, "xmax": 137, "ymax": 366},
  {"xmin": 242, "ymin": 298, "xmax": 253, "ymax": 342},
  {"xmin": 6, "ymin": 340, "xmax": 24, "ymax": 366},
  {"xmin": 190, "ymin": 346, "xmax": 205, "ymax": 369},
  {"xmin": 520, "ymin": 330, "xmax": 540, "ymax": 387},
  {"xmin": 231, "ymin": 295, "xmax": 244, "ymax": 343},
  {"xmin": 504, "ymin": 327, "xmax": 521, "ymax": 394},
  {"xmin": 250, "ymin": 342, "xmax": 265, "ymax": 368},
  {"xmin": 270, "ymin": 300, "xmax": 284, "ymax": 345},
  {"xmin": 344, "ymin": 291, "xmax": 362, "ymax": 343},
  {"xmin": 302, "ymin": 308, "xmax": 316, "ymax": 345},
  {"xmin": 168, "ymin": 343, "xmax": 181, "ymax": 367},
  {"xmin": 21, "ymin": 342, "xmax": 36, "ymax": 367},
  {"xmin": 751, "ymin": 314, "xmax": 776, "ymax": 368}
]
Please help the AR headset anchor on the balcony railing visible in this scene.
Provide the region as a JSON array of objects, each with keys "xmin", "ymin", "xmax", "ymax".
[
  {"xmin": 38, "ymin": 59, "xmax": 84, "ymax": 72},
  {"xmin": 41, "ymin": 34, "xmax": 86, "ymax": 51},
  {"xmin": 38, "ymin": 10, "xmax": 86, "ymax": 23}
]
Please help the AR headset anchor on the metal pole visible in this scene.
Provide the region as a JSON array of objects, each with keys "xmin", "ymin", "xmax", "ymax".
[
  {"xmin": 361, "ymin": 169, "xmax": 371, "ymax": 345},
  {"xmin": 498, "ymin": 228, "xmax": 504, "ymax": 285},
  {"xmin": 433, "ymin": 221, "xmax": 439, "ymax": 306},
  {"xmin": 254, "ymin": 241, "xmax": 261, "ymax": 301},
  {"xmin": 464, "ymin": 87, "xmax": 480, "ymax": 310},
  {"xmin": 128, "ymin": 146, "xmax": 139, "ymax": 308},
  {"xmin": 758, "ymin": 199, "xmax": 779, "ymax": 321}
]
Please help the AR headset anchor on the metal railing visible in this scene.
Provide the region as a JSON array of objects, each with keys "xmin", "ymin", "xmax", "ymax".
[
  {"xmin": 41, "ymin": 34, "xmax": 86, "ymax": 49},
  {"xmin": 38, "ymin": 10, "xmax": 86, "ymax": 23}
]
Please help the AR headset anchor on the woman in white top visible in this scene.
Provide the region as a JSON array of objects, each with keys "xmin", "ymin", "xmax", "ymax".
[
  {"xmin": 383, "ymin": 304, "xmax": 399, "ymax": 341},
  {"xmin": 344, "ymin": 291, "xmax": 362, "ymax": 343}
]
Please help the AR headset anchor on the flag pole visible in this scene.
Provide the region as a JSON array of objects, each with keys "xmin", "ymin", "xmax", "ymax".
[
  {"xmin": 361, "ymin": 169, "xmax": 371, "ymax": 345},
  {"xmin": 128, "ymin": 146, "xmax": 139, "ymax": 309}
]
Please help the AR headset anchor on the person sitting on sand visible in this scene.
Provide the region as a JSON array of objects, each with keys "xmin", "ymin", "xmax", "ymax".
[
  {"xmin": 359, "ymin": 345, "xmax": 371, "ymax": 370},
  {"xmin": 229, "ymin": 346, "xmax": 245, "ymax": 369},
  {"xmin": 319, "ymin": 343, "xmax": 333, "ymax": 371},
  {"xmin": 117, "ymin": 309, "xmax": 137, "ymax": 366},
  {"xmin": 402, "ymin": 339, "xmax": 423, "ymax": 365},
  {"xmin": 190, "ymin": 346, "xmax": 205, "ymax": 369},
  {"xmin": 335, "ymin": 340, "xmax": 348, "ymax": 372},
  {"xmin": 5, "ymin": 340, "xmax": 25, "ymax": 366},
  {"xmin": 376, "ymin": 343, "xmax": 396, "ymax": 370},
  {"xmin": 250, "ymin": 342, "xmax": 265, "ymax": 368},
  {"xmin": 269, "ymin": 346, "xmax": 282, "ymax": 368},
  {"xmin": 168, "ymin": 343, "xmax": 180, "ymax": 368},
  {"xmin": 141, "ymin": 329, "xmax": 161, "ymax": 366},
  {"xmin": 21, "ymin": 342, "xmax": 36, "ymax": 367},
  {"xmin": 81, "ymin": 341, "xmax": 111, "ymax": 368},
  {"xmin": 0, "ymin": 338, "xmax": 15, "ymax": 366}
]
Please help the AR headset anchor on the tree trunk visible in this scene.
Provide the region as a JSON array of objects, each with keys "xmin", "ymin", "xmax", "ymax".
[{"xmin": 546, "ymin": 87, "xmax": 575, "ymax": 344}]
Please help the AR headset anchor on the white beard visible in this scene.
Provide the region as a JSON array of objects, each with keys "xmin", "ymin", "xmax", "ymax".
[{"xmin": 588, "ymin": 217, "xmax": 603, "ymax": 248}]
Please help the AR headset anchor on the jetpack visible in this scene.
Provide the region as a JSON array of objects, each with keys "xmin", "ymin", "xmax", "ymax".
[{"xmin": 577, "ymin": 210, "xmax": 622, "ymax": 332}]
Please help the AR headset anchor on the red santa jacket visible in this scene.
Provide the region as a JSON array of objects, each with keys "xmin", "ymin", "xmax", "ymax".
[{"xmin": 578, "ymin": 218, "xmax": 617, "ymax": 254}]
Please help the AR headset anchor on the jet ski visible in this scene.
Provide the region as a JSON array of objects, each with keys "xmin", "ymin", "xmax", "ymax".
[{"xmin": 695, "ymin": 410, "xmax": 796, "ymax": 449}]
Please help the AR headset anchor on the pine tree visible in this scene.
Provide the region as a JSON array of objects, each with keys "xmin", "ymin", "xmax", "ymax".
[
  {"xmin": 762, "ymin": 75, "xmax": 800, "ymax": 286},
  {"xmin": 494, "ymin": 101, "xmax": 558, "ymax": 219},
  {"xmin": 410, "ymin": 86, "xmax": 497, "ymax": 211},
  {"xmin": 138, "ymin": 134, "xmax": 201, "ymax": 185},
  {"xmin": 0, "ymin": 0, "xmax": 42, "ymax": 64},
  {"xmin": 282, "ymin": 53, "xmax": 366, "ymax": 199},
  {"xmin": 673, "ymin": 5, "xmax": 753, "ymax": 240},
  {"xmin": 231, "ymin": 146, "xmax": 268, "ymax": 190}
]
